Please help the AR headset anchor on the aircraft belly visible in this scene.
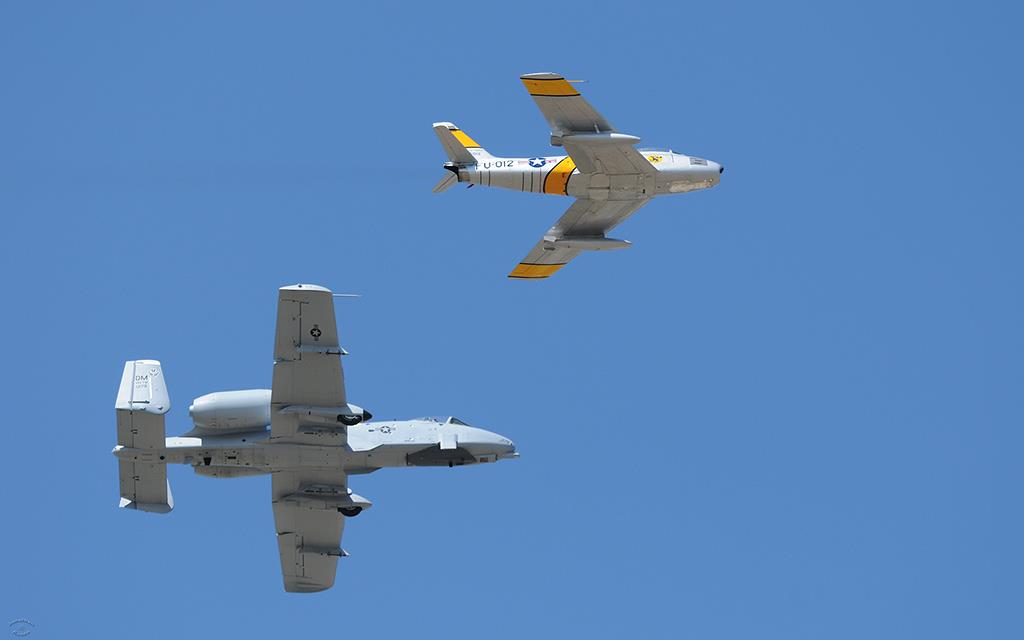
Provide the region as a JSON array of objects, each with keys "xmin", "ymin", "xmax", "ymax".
[
  {"xmin": 475, "ymin": 169, "xmax": 533, "ymax": 192},
  {"xmin": 491, "ymin": 170, "xmax": 525, "ymax": 191},
  {"xmin": 654, "ymin": 166, "xmax": 720, "ymax": 194},
  {"xmin": 155, "ymin": 441, "xmax": 270, "ymax": 470},
  {"xmin": 462, "ymin": 166, "xmax": 558, "ymax": 194},
  {"xmin": 344, "ymin": 444, "xmax": 413, "ymax": 471},
  {"xmin": 158, "ymin": 434, "xmax": 437, "ymax": 475},
  {"xmin": 570, "ymin": 173, "xmax": 646, "ymax": 200},
  {"xmin": 567, "ymin": 174, "xmax": 589, "ymax": 198},
  {"xmin": 529, "ymin": 167, "xmax": 544, "ymax": 193}
]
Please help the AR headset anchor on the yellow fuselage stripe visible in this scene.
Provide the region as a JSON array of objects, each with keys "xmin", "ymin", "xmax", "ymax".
[{"xmin": 543, "ymin": 156, "xmax": 576, "ymax": 195}]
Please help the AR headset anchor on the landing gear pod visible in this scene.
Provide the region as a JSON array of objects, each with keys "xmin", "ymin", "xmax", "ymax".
[
  {"xmin": 279, "ymin": 485, "xmax": 373, "ymax": 516},
  {"xmin": 279, "ymin": 403, "xmax": 372, "ymax": 426}
]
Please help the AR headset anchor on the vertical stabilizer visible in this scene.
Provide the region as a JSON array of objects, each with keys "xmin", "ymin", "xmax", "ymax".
[
  {"xmin": 115, "ymin": 360, "xmax": 173, "ymax": 514},
  {"xmin": 432, "ymin": 122, "xmax": 492, "ymax": 164}
]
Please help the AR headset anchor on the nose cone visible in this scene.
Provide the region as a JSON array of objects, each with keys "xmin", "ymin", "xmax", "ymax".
[
  {"xmin": 707, "ymin": 160, "xmax": 724, "ymax": 186},
  {"xmin": 459, "ymin": 426, "xmax": 518, "ymax": 461}
]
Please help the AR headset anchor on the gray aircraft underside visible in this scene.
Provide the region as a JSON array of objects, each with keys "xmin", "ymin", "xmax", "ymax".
[
  {"xmin": 113, "ymin": 284, "xmax": 517, "ymax": 593},
  {"xmin": 153, "ymin": 414, "xmax": 516, "ymax": 478}
]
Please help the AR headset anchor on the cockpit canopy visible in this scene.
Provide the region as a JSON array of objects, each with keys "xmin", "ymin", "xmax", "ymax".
[{"xmin": 412, "ymin": 416, "xmax": 471, "ymax": 426}]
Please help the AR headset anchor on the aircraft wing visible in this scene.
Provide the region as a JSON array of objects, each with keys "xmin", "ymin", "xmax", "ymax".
[
  {"xmin": 270, "ymin": 284, "xmax": 348, "ymax": 446},
  {"xmin": 269, "ymin": 285, "xmax": 354, "ymax": 591},
  {"xmin": 272, "ymin": 469, "xmax": 347, "ymax": 593},
  {"xmin": 521, "ymin": 72, "xmax": 656, "ymax": 177},
  {"xmin": 509, "ymin": 198, "xmax": 650, "ymax": 279}
]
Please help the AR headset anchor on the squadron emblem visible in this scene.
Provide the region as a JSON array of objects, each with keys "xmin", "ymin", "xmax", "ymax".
[{"xmin": 310, "ymin": 325, "xmax": 322, "ymax": 340}]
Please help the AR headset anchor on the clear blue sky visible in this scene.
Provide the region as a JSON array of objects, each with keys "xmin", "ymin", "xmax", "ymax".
[{"xmin": 2, "ymin": 2, "xmax": 1021, "ymax": 638}]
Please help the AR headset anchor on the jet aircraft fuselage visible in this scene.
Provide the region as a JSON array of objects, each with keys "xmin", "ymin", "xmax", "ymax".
[
  {"xmin": 115, "ymin": 416, "xmax": 517, "ymax": 479},
  {"xmin": 113, "ymin": 284, "xmax": 517, "ymax": 592},
  {"xmin": 450, "ymin": 149, "xmax": 722, "ymax": 200},
  {"xmin": 433, "ymin": 72, "xmax": 724, "ymax": 278}
]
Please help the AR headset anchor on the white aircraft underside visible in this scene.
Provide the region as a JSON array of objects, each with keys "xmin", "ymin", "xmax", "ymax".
[
  {"xmin": 113, "ymin": 284, "xmax": 517, "ymax": 593},
  {"xmin": 433, "ymin": 72, "xmax": 724, "ymax": 279}
]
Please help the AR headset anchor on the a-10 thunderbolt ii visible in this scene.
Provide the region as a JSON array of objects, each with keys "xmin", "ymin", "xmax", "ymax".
[
  {"xmin": 433, "ymin": 72, "xmax": 724, "ymax": 279},
  {"xmin": 113, "ymin": 284, "xmax": 517, "ymax": 592}
]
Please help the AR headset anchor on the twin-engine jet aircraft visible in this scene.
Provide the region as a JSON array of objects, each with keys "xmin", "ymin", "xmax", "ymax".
[
  {"xmin": 433, "ymin": 72, "xmax": 724, "ymax": 279},
  {"xmin": 113, "ymin": 284, "xmax": 517, "ymax": 592}
]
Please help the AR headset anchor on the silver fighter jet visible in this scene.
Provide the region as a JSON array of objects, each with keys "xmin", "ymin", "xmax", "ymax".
[
  {"xmin": 113, "ymin": 284, "xmax": 517, "ymax": 592},
  {"xmin": 433, "ymin": 72, "xmax": 724, "ymax": 279}
]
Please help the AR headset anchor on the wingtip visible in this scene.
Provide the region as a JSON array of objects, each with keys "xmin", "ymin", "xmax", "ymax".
[
  {"xmin": 508, "ymin": 263, "xmax": 566, "ymax": 279},
  {"xmin": 520, "ymin": 72, "xmax": 564, "ymax": 80},
  {"xmin": 520, "ymin": 74, "xmax": 579, "ymax": 97},
  {"xmin": 280, "ymin": 283, "xmax": 332, "ymax": 293}
]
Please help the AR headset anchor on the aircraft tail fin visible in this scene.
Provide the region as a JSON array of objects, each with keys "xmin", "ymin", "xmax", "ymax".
[
  {"xmin": 432, "ymin": 122, "xmax": 492, "ymax": 165},
  {"xmin": 115, "ymin": 360, "xmax": 174, "ymax": 514}
]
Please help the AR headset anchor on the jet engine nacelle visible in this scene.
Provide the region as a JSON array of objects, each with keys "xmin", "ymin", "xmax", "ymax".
[{"xmin": 189, "ymin": 389, "xmax": 272, "ymax": 433}]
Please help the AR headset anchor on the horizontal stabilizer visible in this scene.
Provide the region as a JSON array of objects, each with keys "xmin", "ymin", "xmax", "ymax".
[
  {"xmin": 118, "ymin": 461, "xmax": 173, "ymax": 513},
  {"xmin": 432, "ymin": 172, "xmax": 457, "ymax": 193}
]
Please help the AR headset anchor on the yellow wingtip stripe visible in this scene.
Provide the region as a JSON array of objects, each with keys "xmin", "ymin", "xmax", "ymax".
[
  {"xmin": 508, "ymin": 263, "xmax": 566, "ymax": 279},
  {"xmin": 521, "ymin": 77, "xmax": 579, "ymax": 97},
  {"xmin": 451, "ymin": 129, "xmax": 480, "ymax": 148}
]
